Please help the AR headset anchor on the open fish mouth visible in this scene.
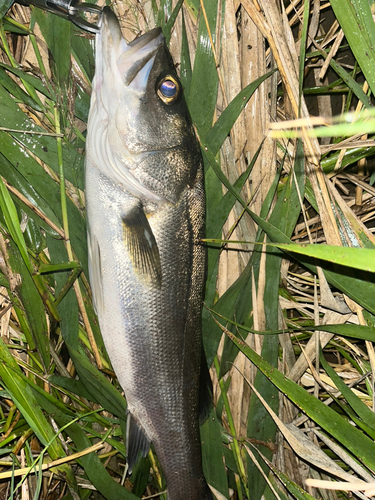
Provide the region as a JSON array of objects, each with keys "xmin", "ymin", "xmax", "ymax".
[
  {"xmin": 88, "ymin": 7, "xmax": 168, "ymax": 203},
  {"xmin": 98, "ymin": 7, "xmax": 164, "ymax": 92}
]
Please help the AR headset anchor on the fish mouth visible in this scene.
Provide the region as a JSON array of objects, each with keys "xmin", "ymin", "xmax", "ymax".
[{"xmin": 100, "ymin": 7, "xmax": 164, "ymax": 91}]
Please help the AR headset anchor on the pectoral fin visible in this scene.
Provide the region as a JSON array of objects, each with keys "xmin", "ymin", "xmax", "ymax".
[
  {"xmin": 126, "ymin": 413, "xmax": 151, "ymax": 473},
  {"xmin": 122, "ymin": 205, "xmax": 162, "ymax": 286}
]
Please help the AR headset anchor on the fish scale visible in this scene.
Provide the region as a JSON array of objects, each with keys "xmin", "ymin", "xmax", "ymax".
[{"xmin": 85, "ymin": 7, "xmax": 212, "ymax": 500}]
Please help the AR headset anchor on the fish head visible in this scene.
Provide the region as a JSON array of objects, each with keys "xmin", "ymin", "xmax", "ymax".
[{"xmin": 88, "ymin": 7, "xmax": 201, "ymax": 203}]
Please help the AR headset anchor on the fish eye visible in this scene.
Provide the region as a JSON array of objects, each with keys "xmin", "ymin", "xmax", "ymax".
[{"xmin": 156, "ymin": 75, "xmax": 180, "ymax": 105}]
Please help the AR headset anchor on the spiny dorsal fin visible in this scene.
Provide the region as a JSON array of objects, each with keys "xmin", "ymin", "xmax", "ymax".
[
  {"xmin": 126, "ymin": 413, "xmax": 151, "ymax": 473},
  {"xmin": 122, "ymin": 204, "xmax": 162, "ymax": 287}
]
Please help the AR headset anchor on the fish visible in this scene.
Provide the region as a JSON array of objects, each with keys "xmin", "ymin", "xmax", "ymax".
[{"xmin": 85, "ymin": 7, "xmax": 213, "ymax": 500}]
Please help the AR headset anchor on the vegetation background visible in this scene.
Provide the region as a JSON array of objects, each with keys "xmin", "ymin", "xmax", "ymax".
[{"xmin": 0, "ymin": 0, "xmax": 375, "ymax": 499}]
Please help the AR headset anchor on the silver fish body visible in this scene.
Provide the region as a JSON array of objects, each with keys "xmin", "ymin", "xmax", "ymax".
[{"xmin": 85, "ymin": 8, "xmax": 212, "ymax": 500}]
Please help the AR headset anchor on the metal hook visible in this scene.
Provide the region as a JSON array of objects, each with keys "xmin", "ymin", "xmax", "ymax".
[{"xmin": 16, "ymin": 0, "xmax": 102, "ymax": 33}]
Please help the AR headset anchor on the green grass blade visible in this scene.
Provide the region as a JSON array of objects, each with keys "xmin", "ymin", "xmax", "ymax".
[
  {"xmin": 71, "ymin": 37, "xmax": 95, "ymax": 83},
  {"xmin": 48, "ymin": 235, "xmax": 80, "ymax": 350},
  {"xmin": 330, "ymin": 0, "xmax": 375, "ymax": 99},
  {"xmin": 203, "ymin": 158, "xmax": 280, "ymax": 366},
  {"xmin": 319, "ymin": 348, "xmax": 375, "ymax": 432},
  {"xmin": 226, "ymin": 330, "xmax": 375, "ymax": 472},
  {"xmin": 0, "ymin": 174, "xmax": 31, "ymax": 272},
  {"xmin": 246, "ymin": 141, "xmax": 304, "ymax": 500},
  {"xmin": 157, "ymin": 0, "xmax": 172, "ymax": 29},
  {"xmin": 32, "ymin": 9, "xmax": 72, "ymax": 87},
  {"xmin": 180, "ymin": 9, "xmax": 192, "ymax": 99},
  {"xmin": 0, "ymin": 84, "xmax": 84, "ymax": 189},
  {"xmin": 0, "ymin": 62, "xmax": 52, "ymax": 98},
  {"xmin": 250, "ymin": 448, "xmax": 316, "ymax": 500},
  {"xmin": 210, "ymin": 310, "xmax": 375, "ymax": 341},
  {"xmin": 189, "ymin": 3, "xmax": 221, "ymax": 357},
  {"xmin": 236, "ymin": 207, "xmax": 375, "ymax": 315},
  {"xmin": 274, "ymin": 244, "xmax": 375, "ymax": 272},
  {"xmin": 298, "ymin": 0, "xmax": 310, "ymax": 113},
  {"xmin": 313, "ymin": 45, "xmax": 372, "ymax": 108},
  {"xmin": 201, "ymin": 408, "xmax": 229, "ymax": 499},
  {"xmin": 163, "ymin": 0, "xmax": 184, "ymax": 45},
  {"xmin": 68, "ymin": 346, "xmax": 128, "ymax": 418},
  {"xmin": 6, "ymin": 240, "xmax": 51, "ymax": 367},
  {"xmin": 23, "ymin": 216, "xmax": 46, "ymax": 253},
  {"xmin": 188, "ymin": 0, "xmax": 218, "ymax": 135},
  {"xmin": 208, "ymin": 143, "xmax": 262, "ymax": 241},
  {"xmin": 205, "ymin": 70, "xmax": 277, "ymax": 156},
  {"xmin": 0, "ymin": 338, "xmax": 66, "ymax": 461},
  {"xmin": 0, "ymin": 0, "xmax": 13, "ymax": 17},
  {"xmin": 31, "ymin": 387, "xmax": 139, "ymax": 500},
  {"xmin": 0, "ymin": 140, "xmax": 62, "ymax": 234},
  {"xmin": 0, "ymin": 68, "xmax": 42, "ymax": 111}
]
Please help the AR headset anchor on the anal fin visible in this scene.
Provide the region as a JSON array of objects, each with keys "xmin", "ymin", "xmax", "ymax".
[
  {"xmin": 122, "ymin": 204, "xmax": 162, "ymax": 287},
  {"xmin": 126, "ymin": 413, "xmax": 151, "ymax": 473}
]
